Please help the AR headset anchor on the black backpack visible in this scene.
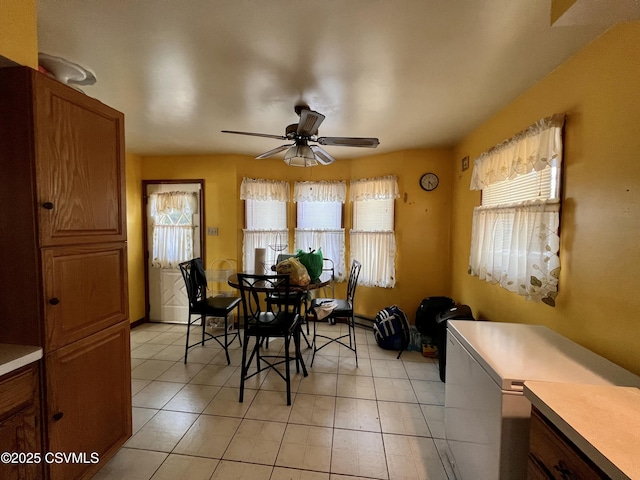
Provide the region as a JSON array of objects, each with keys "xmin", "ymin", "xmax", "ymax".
[
  {"xmin": 415, "ymin": 297, "xmax": 455, "ymax": 339},
  {"xmin": 373, "ymin": 305, "xmax": 410, "ymax": 359}
]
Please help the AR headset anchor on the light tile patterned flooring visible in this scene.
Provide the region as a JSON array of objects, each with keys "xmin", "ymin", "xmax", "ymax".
[{"xmin": 93, "ymin": 321, "xmax": 455, "ymax": 480}]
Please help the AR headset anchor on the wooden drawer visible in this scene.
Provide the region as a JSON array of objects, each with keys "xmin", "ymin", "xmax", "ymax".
[
  {"xmin": 0, "ymin": 364, "xmax": 39, "ymax": 421},
  {"xmin": 528, "ymin": 407, "xmax": 607, "ymax": 479},
  {"xmin": 0, "ymin": 363, "xmax": 43, "ymax": 480},
  {"xmin": 43, "ymin": 243, "xmax": 129, "ymax": 351}
]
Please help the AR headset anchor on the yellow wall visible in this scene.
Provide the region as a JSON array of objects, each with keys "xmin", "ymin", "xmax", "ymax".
[
  {"xmin": 0, "ymin": 0, "xmax": 38, "ymax": 68},
  {"xmin": 135, "ymin": 148, "xmax": 453, "ymax": 319},
  {"xmin": 450, "ymin": 21, "xmax": 640, "ymax": 375},
  {"xmin": 126, "ymin": 153, "xmax": 145, "ymax": 323}
]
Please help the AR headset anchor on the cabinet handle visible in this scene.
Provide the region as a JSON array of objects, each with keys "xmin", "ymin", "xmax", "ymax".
[
  {"xmin": 52, "ymin": 412, "xmax": 64, "ymax": 421},
  {"xmin": 42, "ymin": 202, "xmax": 54, "ymax": 210},
  {"xmin": 49, "ymin": 297, "xmax": 60, "ymax": 305},
  {"xmin": 553, "ymin": 461, "xmax": 576, "ymax": 479}
]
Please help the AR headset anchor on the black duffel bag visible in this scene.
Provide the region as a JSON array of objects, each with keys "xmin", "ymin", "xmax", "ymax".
[{"xmin": 414, "ymin": 296, "xmax": 455, "ymax": 339}]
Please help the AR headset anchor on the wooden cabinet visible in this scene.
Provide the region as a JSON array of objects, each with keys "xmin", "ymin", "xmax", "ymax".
[
  {"xmin": 0, "ymin": 364, "xmax": 43, "ymax": 480},
  {"xmin": 46, "ymin": 323, "xmax": 131, "ymax": 480},
  {"xmin": 33, "ymin": 71, "xmax": 127, "ymax": 247},
  {"xmin": 0, "ymin": 66, "xmax": 131, "ymax": 480},
  {"xmin": 42, "ymin": 243, "xmax": 129, "ymax": 350},
  {"xmin": 528, "ymin": 407, "xmax": 607, "ymax": 479}
]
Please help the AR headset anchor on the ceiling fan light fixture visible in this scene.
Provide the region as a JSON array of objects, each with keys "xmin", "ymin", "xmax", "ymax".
[{"xmin": 283, "ymin": 144, "xmax": 318, "ymax": 167}]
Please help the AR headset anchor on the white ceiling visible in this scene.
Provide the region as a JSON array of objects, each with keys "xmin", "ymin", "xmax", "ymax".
[{"xmin": 36, "ymin": 1, "xmax": 637, "ymax": 160}]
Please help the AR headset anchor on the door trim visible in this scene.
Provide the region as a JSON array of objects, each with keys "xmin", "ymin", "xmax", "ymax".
[{"xmin": 142, "ymin": 179, "xmax": 205, "ymax": 323}]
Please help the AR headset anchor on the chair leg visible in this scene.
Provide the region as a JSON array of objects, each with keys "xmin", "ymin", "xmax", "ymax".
[
  {"xmin": 350, "ymin": 313, "xmax": 358, "ymax": 367},
  {"xmin": 223, "ymin": 314, "xmax": 231, "ymax": 365},
  {"xmin": 284, "ymin": 335, "xmax": 291, "ymax": 406},
  {"xmin": 201, "ymin": 315, "xmax": 206, "ymax": 346},
  {"xmin": 239, "ymin": 328, "xmax": 250, "ymax": 403},
  {"xmin": 235, "ymin": 309, "xmax": 242, "ymax": 347},
  {"xmin": 294, "ymin": 324, "xmax": 308, "ymax": 377},
  {"xmin": 310, "ymin": 313, "xmax": 318, "ymax": 367},
  {"xmin": 184, "ymin": 314, "xmax": 191, "ymax": 364}
]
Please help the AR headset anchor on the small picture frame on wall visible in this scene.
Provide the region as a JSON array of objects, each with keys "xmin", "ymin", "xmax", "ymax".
[{"xmin": 461, "ymin": 156, "xmax": 469, "ymax": 171}]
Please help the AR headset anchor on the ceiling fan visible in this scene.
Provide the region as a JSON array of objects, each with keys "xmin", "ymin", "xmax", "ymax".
[{"xmin": 222, "ymin": 105, "xmax": 379, "ymax": 166}]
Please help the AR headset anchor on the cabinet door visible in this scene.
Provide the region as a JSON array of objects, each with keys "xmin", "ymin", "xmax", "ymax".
[
  {"xmin": 43, "ymin": 243, "xmax": 129, "ymax": 351},
  {"xmin": 45, "ymin": 321, "xmax": 131, "ymax": 480},
  {"xmin": 0, "ymin": 364, "xmax": 43, "ymax": 480},
  {"xmin": 33, "ymin": 71, "xmax": 126, "ymax": 246}
]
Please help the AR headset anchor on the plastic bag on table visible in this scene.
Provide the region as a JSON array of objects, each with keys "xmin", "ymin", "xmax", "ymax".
[
  {"xmin": 275, "ymin": 257, "xmax": 310, "ymax": 286},
  {"xmin": 295, "ymin": 248, "xmax": 324, "ymax": 282}
]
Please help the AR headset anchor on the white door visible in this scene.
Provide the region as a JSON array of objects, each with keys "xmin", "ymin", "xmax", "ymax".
[{"xmin": 147, "ymin": 183, "xmax": 202, "ymax": 323}]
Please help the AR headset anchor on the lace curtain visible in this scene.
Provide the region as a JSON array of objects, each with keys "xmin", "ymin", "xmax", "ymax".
[
  {"xmin": 241, "ymin": 178, "xmax": 290, "ymax": 271},
  {"xmin": 350, "ymin": 176, "xmax": 399, "ymax": 288},
  {"xmin": 243, "ymin": 230, "xmax": 288, "ymax": 273},
  {"xmin": 240, "ymin": 177, "xmax": 290, "ymax": 201},
  {"xmin": 149, "ymin": 191, "xmax": 198, "ymax": 216},
  {"xmin": 470, "ymin": 114, "xmax": 564, "ymax": 190},
  {"xmin": 468, "ymin": 114, "xmax": 564, "ymax": 305},
  {"xmin": 150, "ymin": 191, "xmax": 197, "ymax": 269},
  {"xmin": 350, "ymin": 231, "xmax": 396, "ymax": 288},
  {"xmin": 350, "ymin": 175, "xmax": 399, "ymax": 201},
  {"xmin": 293, "ymin": 180, "xmax": 347, "ymax": 202}
]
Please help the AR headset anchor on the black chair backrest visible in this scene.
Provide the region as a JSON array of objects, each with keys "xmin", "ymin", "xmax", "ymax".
[
  {"xmin": 346, "ymin": 260, "xmax": 362, "ymax": 303},
  {"xmin": 236, "ymin": 273, "xmax": 295, "ymax": 319},
  {"xmin": 179, "ymin": 258, "xmax": 208, "ymax": 307}
]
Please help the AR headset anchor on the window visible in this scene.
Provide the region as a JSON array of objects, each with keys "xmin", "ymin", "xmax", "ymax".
[
  {"xmin": 468, "ymin": 114, "xmax": 565, "ymax": 305},
  {"xmin": 149, "ymin": 191, "xmax": 198, "ymax": 268},
  {"xmin": 350, "ymin": 176, "xmax": 399, "ymax": 288},
  {"xmin": 297, "ymin": 201, "xmax": 342, "ymax": 229},
  {"xmin": 294, "ymin": 181, "xmax": 346, "ymax": 282},
  {"xmin": 241, "ymin": 178, "xmax": 289, "ymax": 272}
]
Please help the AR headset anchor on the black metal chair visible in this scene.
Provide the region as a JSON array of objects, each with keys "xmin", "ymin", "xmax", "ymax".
[
  {"xmin": 267, "ymin": 253, "xmax": 312, "ymax": 347},
  {"xmin": 237, "ymin": 273, "xmax": 307, "ymax": 405},
  {"xmin": 310, "ymin": 259, "xmax": 362, "ymax": 367},
  {"xmin": 179, "ymin": 258, "xmax": 241, "ymax": 365}
]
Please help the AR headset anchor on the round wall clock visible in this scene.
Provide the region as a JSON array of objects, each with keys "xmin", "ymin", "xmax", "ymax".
[{"xmin": 420, "ymin": 173, "xmax": 439, "ymax": 191}]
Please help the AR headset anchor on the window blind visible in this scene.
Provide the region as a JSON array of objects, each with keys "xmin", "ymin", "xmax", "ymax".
[
  {"xmin": 245, "ymin": 199, "xmax": 286, "ymax": 230},
  {"xmin": 297, "ymin": 201, "xmax": 342, "ymax": 229},
  {"xmin": 353, "ymin": 198, "xmax": 394, "ymax": 231},
  {"xmin": 482, "ymin": 166, "xmax": 559, "ymax": 206}
]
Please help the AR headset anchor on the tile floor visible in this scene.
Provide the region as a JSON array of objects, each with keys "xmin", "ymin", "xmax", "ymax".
[{"xmin": 92, "ymin": 321, "xmax": 455, "ymax": 480}]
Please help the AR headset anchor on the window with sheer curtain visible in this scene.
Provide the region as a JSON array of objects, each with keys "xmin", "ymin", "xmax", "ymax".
[
  {"xmin": 149, "ymin": 191, "xmax": 198, "ymax": 268},
  {"xmin": 294, "ymin": 181, "xmax": 346, "ymax": 282},
  {"xmin": 468, "ymin": 114, "xmax": 565, "ymax": 306},
  {"xmin": 350, "ymin": 176, "xmax": 399, "ymax": 288},
  {"xmin": 241, "ymin": 178, "xmax": 289, "ymax": 271}
]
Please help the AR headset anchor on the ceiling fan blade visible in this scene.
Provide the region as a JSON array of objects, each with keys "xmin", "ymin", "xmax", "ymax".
[
  {"xmin": 255, "ymin": 144, "xmax": 293, "ymax": 159},
  {"xmin": 297, "ymin": 109, "xmax": 325, "ymax": 136},
  {"xmin": 221, "ymin": 130, "xmax": 287, "ymax": 140},
  {"xmin": 316, "ymin": 136, "xmax": 380, "ymax": 148},
  {"xmin": 310, "ymin": 146, "xmax": 336, "ymax": 165}
]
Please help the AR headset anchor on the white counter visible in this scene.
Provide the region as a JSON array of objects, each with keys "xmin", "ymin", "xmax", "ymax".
[
  {"xmin": 0, "ymin": 344, "xmax": 42, "ymax": 377},
  {"xmin": 524, "ymin": 380, "xmax": 640, "ymax": 480}
]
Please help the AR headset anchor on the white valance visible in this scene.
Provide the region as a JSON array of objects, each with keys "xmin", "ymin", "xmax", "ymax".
[
  {"xmin": 349, "ymin": 175, "xmax": 399, "ymax": 201},
  {"xmin": 470, "ymin": 114, "xmax": 565, "ymax": 191},
  {"xmin": 149, "ymin": 191, "xmax": 198, "ymax": 217},
  {"xmin": 240, "ymin": 178, "xmax": 290, "ymax": 202},
  {"xmin": 293, "ymin": 181, "xmax": 347, "ymax": 203}
]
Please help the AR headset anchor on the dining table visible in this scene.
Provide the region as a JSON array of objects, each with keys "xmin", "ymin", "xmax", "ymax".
[
  {"xmin": 227, "ymin": 273, "xmax": 330, "ymax": 293},
  {"xmin": 227, "ymin": 273, "xmax": 331, "ymax": 350}
]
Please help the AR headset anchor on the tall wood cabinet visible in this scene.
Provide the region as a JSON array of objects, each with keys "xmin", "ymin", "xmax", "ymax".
[{"xmin": 0, "ymin": 66, "xmax": 131, "ymax": 480}]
